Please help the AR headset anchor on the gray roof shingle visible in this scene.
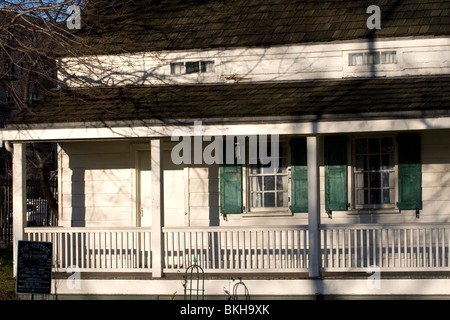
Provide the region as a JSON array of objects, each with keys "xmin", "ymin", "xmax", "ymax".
[
  {"xmin": 7, "ymin": 76, "xmax": 450, "ymax": 126},
  {"xmin": 75, "ymin": 0, "xmax": 450, "ymax": 54}
]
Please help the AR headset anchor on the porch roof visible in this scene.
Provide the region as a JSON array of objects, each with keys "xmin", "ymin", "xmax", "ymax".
[{"xmin": 6, "ymin": 76, "xmax": 450, "ymax": 127}]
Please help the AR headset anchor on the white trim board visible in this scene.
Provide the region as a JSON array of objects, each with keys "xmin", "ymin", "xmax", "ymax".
[
  {"xmin": 2, "ymin": 116, "xmax": 450, "ymax": 142},
  {"xmin": 52, "ymin": 278, "xmax": 450, "ymax": 296}
]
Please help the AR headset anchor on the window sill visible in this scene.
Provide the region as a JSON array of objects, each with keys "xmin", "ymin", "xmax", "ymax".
[
  {"xmin": 347, "ymin": 208, "xmax": 400, "ymax": 215},
  {"xmin": 242, "ymin": 210, "xmax": 294, "ymax": 218}
]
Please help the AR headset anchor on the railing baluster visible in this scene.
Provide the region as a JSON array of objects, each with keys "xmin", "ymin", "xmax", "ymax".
[{"xmin": 24, "ymin": 224, "xmax": 450, "ymax": 275}]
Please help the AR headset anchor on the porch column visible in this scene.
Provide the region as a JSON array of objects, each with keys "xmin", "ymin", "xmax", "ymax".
[
  {"xmin": 12, "ymin": 143, "xmax": 27, "ymax": 277},
  {"xmin": 307, "ymin": 136, "xmax": 321, "ymax": 278},
  {"xmin": 151, "ymin": 139, "xmax": 164, "ymax": 278}
]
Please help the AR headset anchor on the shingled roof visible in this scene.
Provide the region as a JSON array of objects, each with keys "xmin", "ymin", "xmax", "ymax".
[
  {"xmin": 7, "ymin": 76, "xmax": 450, "ymax": 126},
  {"xmin": 75, "ymin": 0, "xmax": 450, "ymax": 54}
]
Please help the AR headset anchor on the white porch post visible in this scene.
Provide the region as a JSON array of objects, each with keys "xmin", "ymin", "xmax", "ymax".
[
  {"xmin": 151, "ymin": 139, "xmax": 164, "ymax": 278},
  {"xmin": 12, "ymin": 143, "xmax": 27, "ymax": 277},
  {"xmin": 307, "ymin": 136, "xmax": 321, "ymax": 278}
]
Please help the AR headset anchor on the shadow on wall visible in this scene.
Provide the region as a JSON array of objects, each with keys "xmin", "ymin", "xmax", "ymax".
[{"xmin": 66, "ymin": 141, "xmax": 133, "ymax": 227}]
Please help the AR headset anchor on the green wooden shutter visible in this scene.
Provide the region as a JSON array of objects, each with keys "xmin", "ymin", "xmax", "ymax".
[
  {"xmin": 289, "ymin": 137, "xmax": 308, "ymax": 213},
  {"xmin": 397, "ymin": 133, "xmax": 422, "ymax": 210},
  {"xmin": 220, "ymin": 165, "xmax": 243, "ymax": 214},
  {"xmin": 220, "ymin": 139, "xmax": 243, "ymax": 215},
  {"xmin": 325, "ymin": 136, "xmax": 349, "ymax": 211}
]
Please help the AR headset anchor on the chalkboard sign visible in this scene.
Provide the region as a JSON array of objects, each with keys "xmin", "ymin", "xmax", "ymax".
[{"xmin": 16, "ymin": 240, "xmax": 53, "ymax": 295}]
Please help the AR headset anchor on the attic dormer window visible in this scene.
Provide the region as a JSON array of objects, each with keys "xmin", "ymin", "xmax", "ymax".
[
  {"xmin": 170, "ymin": 61, "xmax": 215, "ymax": 75},
  {"xmin": 349, "ymin": 51, "xmax": 397, "ymax": 66}
]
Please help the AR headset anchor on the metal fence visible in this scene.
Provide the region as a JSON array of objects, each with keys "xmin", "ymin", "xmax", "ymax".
[{"xmin": 0, "ymin": 179, "xmax": 57, "ymax": 247}]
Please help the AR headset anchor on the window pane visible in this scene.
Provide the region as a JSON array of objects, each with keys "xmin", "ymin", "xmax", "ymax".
[
  {"xmin": 200, "ymin": 61, "xmax": 215, "ymax": 73},
  {"xmin": 370, "ymin": 173, "xmax": 381, "ymax": 188},
  {"xmin": 264, "ymin": 176, "xmax": 275, "ymax": 191},
  {"xmin": 370, "ymin": 189, "xmax": 381, "ymax": 204},
  {"xmin": 251, "ymin": 176, "xmax": 262, "ymax": 191},
  {"xmin": 264, "ymin": 193, "xmax": 275, "ymax": 207},
  {"xmin": 170, "ymin": 62, "xmax": 184, "ymax": 75},
  {"xmin": 368, "ymin": 138, "xmax": 380, "ymax": 154},
  {"xmin": 366, "ymin": 52, "xmax": 380, "ymax": 65},
  {"xmin": 381, "ymin": 172, "xmax": 392, "ymax": 187},
  {"xmin": 369, "ymin": 155, "xmax": 380, "ymax": 170},
  {"xmin": 382, "ymin": 51, "xmax": 397, "ymax": 64},
  {"xmin": 381, "ymin": 137, "xmax": 394, "ymax": 153},
  {"xmin": 381, "ymin": 154, "xmax": 394, "ymax": 170},
  {"xmin": 277, "ymin": 192, "xmax": 288, "ymax": 207},
  {"xmin": 277, "ymin": 176, "xmax": 287, "ymax": 191},
  {"xmin": 357, "ymin": 189, "xmax": 367, "ymax": 205},
  {"xmin": 349, "ymin": 53, "xmax": 364, "ymax": 66},
  {"xmin": 383, "ymin": 189, "xmax": 394, "ymax": 204},
  {"xmin": 186, "ymin": 61, "xmax": 199, "ymax": 74},
  {"xmin": 252, "ymin": 193, "xmax": 262, "ymax": 208},
  {"xmin": 355, "ymin": 155, "xmax": 367, "ymax": 171},
  {"xmin": 355, "ymin": 173, "xmax": 366, "ymax": 188}
]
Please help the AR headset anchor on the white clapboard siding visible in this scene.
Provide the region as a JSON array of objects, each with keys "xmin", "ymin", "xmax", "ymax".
[
  {"xmin": 59, "ymin": 37, "xmax": 450, "ymax": 87},
  {"xmin": 59, "ymin": 142, "xmax": 134, "ymax": 227},
  {"xmin": 421, "ymin": 130, "xmax": 450, "ymax": 219}
]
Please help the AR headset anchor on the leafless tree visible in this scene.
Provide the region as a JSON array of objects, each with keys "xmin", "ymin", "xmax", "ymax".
[
  {"xmin": 0, "ymin": 0, "xmax": 101, "ymax": 223},
  {"xmin": 0, "ymin": 0, "xmax": 193, "ymax": 224}
]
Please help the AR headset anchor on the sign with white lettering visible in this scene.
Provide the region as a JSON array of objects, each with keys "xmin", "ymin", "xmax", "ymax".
[{"xmin": 16, "ymin": 241, "xmax": 53, "ymax": 295}]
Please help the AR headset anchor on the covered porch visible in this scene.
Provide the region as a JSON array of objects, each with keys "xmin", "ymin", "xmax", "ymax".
[
  {"xmin": 8, "ymin": 126, "xmax": 450, "ymax": 281},
  {"xmin": 24, "ymin": 223, "xmax": 450, "ymax": 276},
  {"xmin": 3, "ymin": 77, "xmax": 450, "ymax": 296}
]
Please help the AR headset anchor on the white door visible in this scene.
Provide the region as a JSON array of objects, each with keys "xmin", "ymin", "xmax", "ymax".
[
  {"xmin": 138, "ymin": 149, "xmax": 186, "ymax": 227},
  {"xmin": 138, "ymin": 151, "xmax": 152, "ymax": 227}
]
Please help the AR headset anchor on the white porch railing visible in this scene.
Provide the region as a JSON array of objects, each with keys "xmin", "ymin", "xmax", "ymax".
[
  {"xmin": 25, "ymin": 227, "xmax": 152, "ymax": 272},
  {"xmin": 321, "ymin": 224, "xmax": 450, "ymax": 271},
  {"xmin": 24, "ymin": 223, "xmax": 450, "ymax": 274},
  {"xmin": 163, "ymin": 226, "xmax": 309, "ymax": 273}
]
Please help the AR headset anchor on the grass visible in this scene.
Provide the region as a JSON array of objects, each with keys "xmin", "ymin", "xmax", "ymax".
[{"xmin": 0, "ymin": 248, "xmax": 16, "ymax": 300}]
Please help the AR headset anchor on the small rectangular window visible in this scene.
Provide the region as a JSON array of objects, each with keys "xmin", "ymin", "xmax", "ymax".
[
  {"xmin": 170, "ymin": 62, "xmax": 184, "ymax": 75},
  {"xmin": 201, "ymin": 61, "xmax": 215, "ymax": 73},
  {"xmin": 381, "ymin": 51, "xmax": 397, "ymax": 64},
  {"xmin": 170, "ymin": 61, "xmax": 215, "ymax": 75},
  {"xmin": 349, "ymin": 51, "xmax": 396, "ymax": 66},
  {"xmin": 185, "ymin": 61, "xmax": 200, "ymax": 74}
]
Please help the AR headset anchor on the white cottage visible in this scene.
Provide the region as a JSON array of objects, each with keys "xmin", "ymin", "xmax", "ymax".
[{"xmin": 2, "ymin": 0, "xmax": 450, "ymax": 298}]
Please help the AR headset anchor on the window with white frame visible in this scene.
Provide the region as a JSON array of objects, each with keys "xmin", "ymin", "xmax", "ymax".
[
  {"xmin": 348, "ymin": 50, "xmax": 397, "ymax": 66},
  {"xmin": 248, "ymin": 140, "xmax": 289, "ymax": 211},
  {"xmin": 353, "ymin": 136, "xmax": 396, "ymax": 209},
  {"xmin": 170, "ymin": 60, "xmax": 215, "ymax": 75}
]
